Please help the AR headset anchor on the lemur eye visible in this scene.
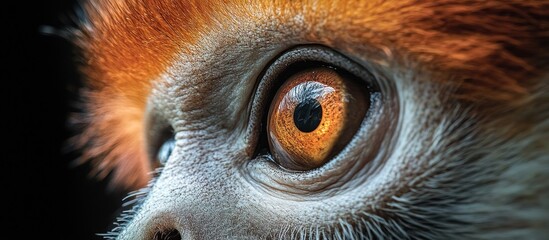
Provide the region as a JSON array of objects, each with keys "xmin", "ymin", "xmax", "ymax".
[
  {"xmin": 157, "ymin": 136, "xmax": 175, "ymax": 166},
  {"xmin": 267, "ymin": 67, "xmax": 370, "ymax": 171}
]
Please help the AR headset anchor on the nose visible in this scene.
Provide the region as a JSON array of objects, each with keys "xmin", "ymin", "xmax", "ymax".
[
  {"xmin": 116, "ymin": 134, "xmax": 250, "ymax": 239},
  {"xmin": 152, "ymin": 229, "xmax": 181, "ymax": 240}
]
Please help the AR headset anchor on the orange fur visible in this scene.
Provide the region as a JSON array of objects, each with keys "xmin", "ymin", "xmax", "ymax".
[{"xmin": 73, "ymin": 0, "xmax": 549, "ymax": 189}]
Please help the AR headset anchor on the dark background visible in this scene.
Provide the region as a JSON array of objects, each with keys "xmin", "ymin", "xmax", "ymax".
[{"xmin": 3, "ymin": 1, "xmax": 126, "ymax": 239}]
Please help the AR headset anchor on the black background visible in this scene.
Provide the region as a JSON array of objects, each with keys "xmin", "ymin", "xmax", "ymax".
[{"xmin": 4, "ymin": 1, "xmax": 126, "ymax": 239}]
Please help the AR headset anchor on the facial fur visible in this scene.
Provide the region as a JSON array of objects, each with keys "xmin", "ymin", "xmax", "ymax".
[{"xmin": 70, "ymin": 0, "xmax": 549, "ymax": 239}]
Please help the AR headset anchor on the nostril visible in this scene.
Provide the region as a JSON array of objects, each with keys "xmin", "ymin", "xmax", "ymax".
[{"xmin": 152, "ymin": 228, "xmax": 181, "ymax": 240}]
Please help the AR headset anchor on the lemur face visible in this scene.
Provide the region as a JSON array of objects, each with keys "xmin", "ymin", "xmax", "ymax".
[{"xmin": 70, "ymin": 1, "xmax": 549, "ymax": 239}]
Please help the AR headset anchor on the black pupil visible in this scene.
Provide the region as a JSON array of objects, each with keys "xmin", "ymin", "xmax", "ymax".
[{"xmin": 293, "ymin": 98, "xmax": 322, "ymax": 132}]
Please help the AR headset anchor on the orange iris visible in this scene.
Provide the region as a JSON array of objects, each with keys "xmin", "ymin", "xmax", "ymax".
[{"xmin": 267, "ymin": 67, "xmax": 369, "ymax": 171}]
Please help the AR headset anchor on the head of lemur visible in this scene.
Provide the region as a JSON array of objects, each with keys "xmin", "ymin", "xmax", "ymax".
[{"xmin": 67, "ymin": 0, "xmax": 549, "ymax": 239}]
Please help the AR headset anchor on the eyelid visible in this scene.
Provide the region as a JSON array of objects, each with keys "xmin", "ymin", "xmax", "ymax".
[{"xmin": 247, "ymin": 93, "xmax": 387, "ymax": 199}]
